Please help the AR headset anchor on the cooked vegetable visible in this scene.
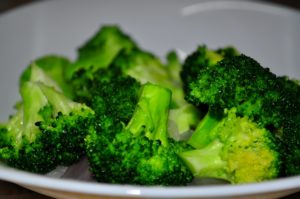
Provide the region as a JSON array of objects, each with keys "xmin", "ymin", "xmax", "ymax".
[
  {"xmin": 180, "ymin": 108, "xmax": 281, "ymax": 184},
  {"xmin": 182, "ymin": 50, "xmax": 300, "ymax": 177},
  {"xmin": 85, "ymin": 83, "xmax": 193, "ymax": 185},
  {"xmin": 0, "ymin": 69, "xmax": 94, "ymax": 173},
  {"xmin": 1, "ymin": 25, "xmax": 299, "ymax": 185}
]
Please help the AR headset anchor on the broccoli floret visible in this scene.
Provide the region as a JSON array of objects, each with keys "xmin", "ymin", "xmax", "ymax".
[
  {"xmin": 181, "ymin": 45, "xmax": 239, "ymax": 92},
  {"xmin": 66, "ymin": 25, "xmax": 137, "ymax": 79},
  {"xmin": 180, "ymin": 108, "xmax": 281, "ymax": 184},
  {"xmin": 20, "ymin": 55, "xmax": 72, "ymax": 98},
  {"xmin": 186, "ymin": 54, "xmax": 298, "ymax": 130},
  {"xmin": 183, "ymin": 50, "xmax": 300, "ymax": 177},
  {"xmin": 0, "ymin": 81, "xmax": 94, "ymax": 173},
  {"xmin": 72, "ymin": 68, "xmax": 141, "ymax": 123},
  {"xmin": 86, "ymin": 83, "xmax": 193, "ymax": 185}
]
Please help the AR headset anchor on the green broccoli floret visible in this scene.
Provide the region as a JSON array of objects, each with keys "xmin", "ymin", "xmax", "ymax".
[
  {"xmin": 183, "ymin": 51, "xmax": 300, "ymax": 177},
  {"xmin": 186, "ymin": 54, "xmax": 298, "ymax": 130},
  {"xmin": 0, "ymin": 81, "xmax": 94, "ymax": 173},
  {"xmin": 66, "ymin": 25, "xmax": 137, "ymax": 79},
  {"xmin": 86, "ymin": 83, "xmax": 193, "ymax": 185},
  {"xmin": 20, "ymin": 55, "xmax": 73, "ymax": 98},
  {"xmin": 180, "ymin": 108, "xmax": 281, "ymax": 184},
  {"xmin": 72, "ymin": 68, "xmax": 141, "ymax": 123},
  {"xmin": 181, "ymin": 45, "xmax": 239, "ymax": 92}
]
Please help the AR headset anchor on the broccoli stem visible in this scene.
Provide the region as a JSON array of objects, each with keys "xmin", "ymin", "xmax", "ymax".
[
  {"xmin": 37, "ymin": 82, "xmax": 82, "ymax": 116},
  {"xmin": 21, "ymin": 82, "xmax": 49, "ymax": 142},
  {"xmin": 126, "ymin": 83, "xmax": 172, "ymax": 146},
  {"xmin": 188, "ymin": 111, "xmax": 221, "ymax": 149},
  {"xmin": 179, "ymin": 141, "xmax": 227, "ymax": 180},
  {"xmin": 181, "ymin": 110, "xmax": 229, "ymax": 181},
  {"xmin": 22, "ymin": 63, "xmax": 63, "ymax": 92}
]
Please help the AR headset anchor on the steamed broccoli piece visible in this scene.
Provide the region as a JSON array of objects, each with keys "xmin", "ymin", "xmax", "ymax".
[
  {"xmin": 0, "ymin": 81, "xmax": 94, "ymax": 173},
  {"xmin": 111, "ymin": 48, "xmax": 202, "ymax": 134},
  {"xmin": 67, "ymin": 25, "xmax": 137, "ymax": 79},
  {"xmin": 186, "ymin": 54, "xmax": 298, "ymax": 130},
  {"xmin": 180, "ymin": 108, "xmax": 281, "ymax": 184},
  {"xmin": 20, "ymin": 55, "xmax": 72, "ymax": 98},
  {"xmin": 86, "ymin": 83, "xmax": 193, "ymax": 185},
  {"xmin": 181, "ymin": 45, "xmax": 239, "ymax": 92},
  {"xmin": 184, "ymin": 51, "xmax": 300, "ymax": 176},
  {"xmin": 72, "ymin": 68, "xmax": 141, "ymax": 123}
]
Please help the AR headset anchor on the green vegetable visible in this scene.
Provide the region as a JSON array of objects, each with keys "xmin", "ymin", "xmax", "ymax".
[
  {"xmin": 180, "ymin": 108, "xmax": 280, "ymax": 184},
  {"xmin": 66, "ymin": 25, "xmax": 137, "ymax": 79},
  {"xmin": 85, "ymin": 83, "xmax": 193, "ymax": 185},
  {"xmin": 0, "ymin": 72, "xmax": 94, "ymax": 173},
  {"xmin": 182, "ymin": 49, "xmax": 300, "ymax": 177},
  {"xmin": 1, "ymin": 24, "xmax": 299, "ymax": 185}
]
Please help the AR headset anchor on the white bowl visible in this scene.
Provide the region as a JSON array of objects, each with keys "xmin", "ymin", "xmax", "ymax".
[{"xmin": 0, "ymin": 0, "xmax": 299, "ymax": 198}]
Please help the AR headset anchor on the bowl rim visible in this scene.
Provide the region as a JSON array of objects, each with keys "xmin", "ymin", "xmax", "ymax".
[{"xmin": 0, "ymin": 165, "xmax": 299, "ymax": 198}]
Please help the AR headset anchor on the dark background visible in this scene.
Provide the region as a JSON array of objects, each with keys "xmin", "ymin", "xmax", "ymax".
[{"xmin": 0, "ymin": 0, "xmax": 299, "ymax": 199}]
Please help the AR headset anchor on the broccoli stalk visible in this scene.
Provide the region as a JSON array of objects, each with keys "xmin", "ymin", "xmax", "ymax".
[
  {"xmin": 180, "ymin": 108, "xmax": 281, "ymax": 184},
  {"xmin": 112, "ymin": 49, "xmax": 202, "ymax": 134},
  {"xmin": 125, "ymin": 84, "xmax": 171, "ymax": 146},
  {"xmin": 86, "ymin": 83, "xmax": 193, "ymax": 185}
]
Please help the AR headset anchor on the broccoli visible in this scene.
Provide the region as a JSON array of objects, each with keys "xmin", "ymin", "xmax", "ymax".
[
  {"xmin": 181, "ymin": 45, "xmax": 239, "ymax": 92},
  {"xmin": 185, "ymin": 54, "xmax": 299, "ymax": 129},
  {"xmin": 85, "ymin": 83, "xmax": 193, "ymax": 185},
  {"xmin": 71, "ymin": 68, "xmax": 141, "ymax": 124},
  {"xmin": 70, "ymin": 32, "xmax": 201, "ymax": 134},
  {"xmin": 183, "ymin": 50, "xmax": 300, "ymax": 177},
  {"xmin": 20, "ymin": 55, "xmax": 73, "ymax": 98},
  {"xmin": 180, "ymin": 108, "xmax": 280, "ymax": 184},
  {"xmin": 110, "ymin": 48, "xmax": 202, "ymax": 133},
  {"xmin": 3, "ymin": 23, "xmax": 299, "ymax": 186},
  {"xmin": 66, "ymin": 25, "xmax": 137, "ymax": 79},
  {"xmin": 0, "ymin": 80, "xmax": 94, "ymax": 173}
]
